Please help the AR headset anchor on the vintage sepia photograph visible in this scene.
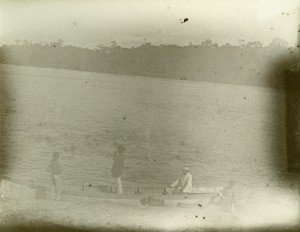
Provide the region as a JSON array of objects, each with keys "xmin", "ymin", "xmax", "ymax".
[{"xmin": 0, "ymin": 0, "xmax": 300, "ymax": 231}]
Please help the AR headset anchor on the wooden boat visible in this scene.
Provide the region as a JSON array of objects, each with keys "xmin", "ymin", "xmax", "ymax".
[{"xmin": 0, "ymin": 176, "xmax": 223, "ymax": 202}]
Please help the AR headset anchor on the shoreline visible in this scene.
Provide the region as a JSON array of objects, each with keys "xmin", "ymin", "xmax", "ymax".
[{"xmin": 0, "ymin": 192, "xmax": 299, "ymax": 232}]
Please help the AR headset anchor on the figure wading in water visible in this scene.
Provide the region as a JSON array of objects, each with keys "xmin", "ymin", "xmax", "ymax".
[
  {"xmin": 47, "ymin": 152, "xmax": 63, "ymax": 200},
  {"xmin": 111, "ymin": 145, "xmax": 125, "ymax": 194}
]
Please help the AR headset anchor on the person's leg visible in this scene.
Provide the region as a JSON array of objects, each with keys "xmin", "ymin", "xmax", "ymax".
[
  {"xmin": 230, "ymin": 203, "xmax": 234, "ymax": 213},
  {"xmin": 116, "ymin": 177, "xmax": 123, "ymax": 194},
  {"xmin": 50, "ymin": 184, "xmax": 55, "ymax": 200},
  {"xmin": 163, "ymin": 187, "xmax": 182, "ymax": 194},
  {"xmin": 220, "ymin": 198, "xmax": 232, "ymax": 212},
  {"xmin": 54, "ymin": 175, "xmax": 62, "ymax": 200},
  {"xmin": 163, "ymin": 187, "xmax": 173, "ymax": 194},
  {"xmin": 115, "ymin": 178, "xmax": 118, "ymax": 193},
  {"xmin": 50, "ymin": 175, "xmax": 55, "ymax": 200},
  {"xmin": 173, "ymin": 188, "xmax": 182, "ymax": 195},
  {"xmin": 209, "ymin": 193, "xmax": 221, "ymax": 204},
  {"xmin": 229, "ymin": 199, "xmax": 235, "ymax": 213},
  {"xmin": 208, "ymin": 194, "xmax": 215, "ymax": 204},
  {"xmin": 118, "ymin": 177, "xmax": 123, "ymax": 194}
]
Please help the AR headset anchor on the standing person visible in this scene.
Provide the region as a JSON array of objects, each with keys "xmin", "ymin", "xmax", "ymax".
[
  {"xmin": 47, "ymin": 152, "xmax": 63, "ymax": 200},
  {"xmin": 163, "ymin": 167, "xmax": 193, "ymax": 194},
  {"xmin": 111, "ymin": 145, "xmax": 125, "ymax": 194}
]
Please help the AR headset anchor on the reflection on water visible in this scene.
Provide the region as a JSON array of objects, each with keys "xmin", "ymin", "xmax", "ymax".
[{"xmin": 0, "ymin": 64, "xmax": 291, "ymax": 190}]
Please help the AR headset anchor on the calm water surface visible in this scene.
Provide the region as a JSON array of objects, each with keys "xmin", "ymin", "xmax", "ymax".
[{"xmin": 0, "ymin": 64, "xmax": 289, "ymax": 189}]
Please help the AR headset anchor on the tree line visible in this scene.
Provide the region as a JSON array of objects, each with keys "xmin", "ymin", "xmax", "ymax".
[{"xmin": 0, "ymin": 38, "xmax": 297, "ymax": 88}]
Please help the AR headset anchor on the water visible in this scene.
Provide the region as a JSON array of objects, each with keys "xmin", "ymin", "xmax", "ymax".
[{"xmin": 0, "ymin": 64, "xmax": 289, "ymax": 189}]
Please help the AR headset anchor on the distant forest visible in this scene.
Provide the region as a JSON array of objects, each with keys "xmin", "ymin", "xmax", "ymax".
[{"xmin": 0, "ymin": 38, "xmax": 297, "ymax": 88}]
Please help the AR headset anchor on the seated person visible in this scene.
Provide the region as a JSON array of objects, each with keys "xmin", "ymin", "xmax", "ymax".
[
  {"xmin": 209, "ymin": 180, "xmax": 236, "ymax": 213},
  {"xmin": 163, "ymin": 167, "xmax": 192, "ymax": 194}
]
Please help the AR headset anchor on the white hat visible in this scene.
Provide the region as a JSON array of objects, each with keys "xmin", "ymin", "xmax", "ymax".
[{"xmin": 182, "ymin": 167, "xmax": 189, "ymax": 172}]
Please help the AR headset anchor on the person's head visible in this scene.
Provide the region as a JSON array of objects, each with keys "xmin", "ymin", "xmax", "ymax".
[
  {"xmin": 117, "ymin": 145, "xmax": 125, "ymax": 154},
  {"xmin": 181, "ymin": 166, "xmax": 189, "ymax": 175},
  {"xmin": 229, "ymin": 180, "xmax": 235, "ymax": 188},
  {"xmin": 53, "ymin": 152, "xmax": 59, "ymax": 160}
]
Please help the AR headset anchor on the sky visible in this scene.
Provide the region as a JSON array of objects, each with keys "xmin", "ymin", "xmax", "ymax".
[{"xmin": 0, "ymin": 0, "xmax": 299, "ymax": 48}]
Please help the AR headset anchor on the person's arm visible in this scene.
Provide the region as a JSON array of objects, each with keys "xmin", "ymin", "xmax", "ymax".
[
  {"xmin": 180, "ymin": 174, "xmax": 192, "ymax": 193},
  {"xmin": 57, "ymin": 163, "xmax": 63, "ymax": 174},
  {"xmin": 219, "ymin": 188, "xmax": 226, "ymax": 198},
  {"xmin": 47, "ymin": 162, "xmax": 52, "ymax": 172},
  {"xmin": 171, "ymin": 179, "xmax": 179, "ymax": 188},
  {"xmin": 219, "ymin": 191, "xmax": 225, "ymax": 198},
  {"xmin": 113, "ymin": 151, "xmax": 117, "ymax": 160}
]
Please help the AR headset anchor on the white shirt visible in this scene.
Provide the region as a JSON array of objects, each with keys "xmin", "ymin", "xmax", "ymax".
[{"xmin": 171, "ymin": 173, "xmax": 193, "ymax": 193}]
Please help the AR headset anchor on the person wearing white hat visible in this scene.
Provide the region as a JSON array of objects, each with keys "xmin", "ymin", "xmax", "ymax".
[{"xmin": 163, "ymin": 166, "xmax": 193, "ymax": 194}]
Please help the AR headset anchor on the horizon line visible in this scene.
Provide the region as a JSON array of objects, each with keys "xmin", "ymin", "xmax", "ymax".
[{"xmin": 0, "ymin": 37, "xmax": 295, "ymax": 50}]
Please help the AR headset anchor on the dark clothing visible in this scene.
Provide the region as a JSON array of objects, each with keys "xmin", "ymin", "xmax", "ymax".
[
  {"xmin": 140, "ymin": 197, "xmax": 165, "ymax": 207},
  {"xmin": 111, "ymin": 155, "xmax": 124, "ymax": 178},
  {"xmin": 47, "ymin": 160, "xmax": 62, "ymax": 175}
]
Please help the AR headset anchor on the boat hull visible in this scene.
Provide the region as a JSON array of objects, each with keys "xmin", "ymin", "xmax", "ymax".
[{"xmin": 0, "ymin": 178, "xmax": 220, "ymax": 202}]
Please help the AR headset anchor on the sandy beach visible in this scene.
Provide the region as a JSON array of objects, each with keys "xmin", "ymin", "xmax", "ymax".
[{"xmin": 0, "ymin": 189, "xmax": 299, "ymax": 232}]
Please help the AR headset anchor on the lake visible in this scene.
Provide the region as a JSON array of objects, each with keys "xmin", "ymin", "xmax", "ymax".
[{"xmin": 0, "ymin": 64, "xmax": 291, "ymax": 190}]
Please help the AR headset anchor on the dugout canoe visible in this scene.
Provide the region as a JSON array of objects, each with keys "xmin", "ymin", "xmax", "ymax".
[{"xmin": 0, "ymin": 177, "xmax": 223, "ymax": 202}]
